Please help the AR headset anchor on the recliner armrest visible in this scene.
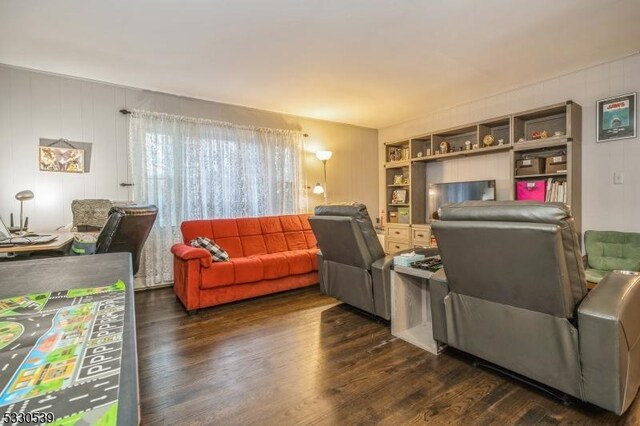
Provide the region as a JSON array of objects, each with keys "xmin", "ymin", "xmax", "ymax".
[
  {"xmin": 429, "ymin": 268, "xmax": 449, "ymax": 343},
  {"xmin": 370, "ymin": 247, "xmax": 439, "ymax": 321},
  {"xmin": 578, "ymin": 271, "xmax": 640, "ymax": 414}
]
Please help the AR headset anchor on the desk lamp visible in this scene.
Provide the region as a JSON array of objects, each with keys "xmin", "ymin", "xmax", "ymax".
[{"xmin": 15, "ymin": 190, "xmax": 34, "ymax": 231}]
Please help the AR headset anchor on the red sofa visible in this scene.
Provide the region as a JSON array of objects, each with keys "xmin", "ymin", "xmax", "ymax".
[{"xmin": 171, "ymin": 214, "xmax": 319, "ymax": 313}]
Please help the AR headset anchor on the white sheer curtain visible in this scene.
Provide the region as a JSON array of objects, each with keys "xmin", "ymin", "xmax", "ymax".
[{"xmin": 129, "ymin": 110, "xmax": 306, "ymax": 288}]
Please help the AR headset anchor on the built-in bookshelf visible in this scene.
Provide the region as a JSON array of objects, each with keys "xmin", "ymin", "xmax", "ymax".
[{"xmin": 381, "ymin": 101, "xmax": 582, "ymax": 253}]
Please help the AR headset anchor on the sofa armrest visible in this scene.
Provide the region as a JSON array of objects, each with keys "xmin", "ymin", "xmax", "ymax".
[
  {"xmin": 171, "ymin": 243, "xmax": 212, "ymax": 268},
  {"xmin": 578, "ymin": 271, "xmax": 640, "ymax": 414},
  {"xmin": 429, "ymin": 268, "xmax": 449, "ymax": 344}
]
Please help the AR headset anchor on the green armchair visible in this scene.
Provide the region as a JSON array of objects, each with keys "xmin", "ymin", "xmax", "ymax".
[{"xmin": 584, "ymin": 231, "xmax": 640, "ymax": 284}]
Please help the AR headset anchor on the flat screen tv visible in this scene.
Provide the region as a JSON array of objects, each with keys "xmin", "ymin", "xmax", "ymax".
[{"xmin": 427, "ymin": 180, "xmax": 496, "ymax": 221}]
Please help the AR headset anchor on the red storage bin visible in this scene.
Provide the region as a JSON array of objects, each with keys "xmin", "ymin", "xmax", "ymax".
[{"xmin": 516, "ymin": 180, "xmax": 546, "ymax": 201}]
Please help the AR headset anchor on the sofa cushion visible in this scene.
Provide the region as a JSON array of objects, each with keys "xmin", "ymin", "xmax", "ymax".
[
  {"xmin": 240, "ymin": 235, "xmax": 268, "ymax": 256},
  {"xmin": 256, "ymin": 254, "xmax": 289, "ymax": 279},
  {"xmin": 181, "ymin": 220, "xmax": 214, "ymax": 243},
  {"xmin": 210, "ymin": 219, "xmax": 240, "ymax": 238},
  {"xmin": 259, "ymin": 217, "xmax": 283, "ymax": 234},
  {"xmin": 214, "ymin": 237, "xmax": 244, "ymax": 258},
  {"xmin": 282, "ymin": 251, "xmax": 313, "ymax": 275},
  {"xmin": 284, "ymin": 231, "xmax": 308, "ymax": 251},
  {"xmin": 236, "ymin": 218, "xmax": 262, "ymax": 236},
  {"xmin": 280, "ymin": 215, "xmax": 303, "ymax": 232},
  {"xmin": 264, "ymin": 233, "xmax": 288, "ymax": 253},
  {"xmin": 303, "ymin": 230, "xmax": 317, "ymax": 249},
  {"xmin": 201, "ymin": 261, "xmax": 235, "ymax": 289},
  {"xmin": 304, "ymin": 248, "xmax": 320, "ymax": 270},
  {"xmin": 230, "ymin": 257, "xmax": 264, "ymax": 284}
]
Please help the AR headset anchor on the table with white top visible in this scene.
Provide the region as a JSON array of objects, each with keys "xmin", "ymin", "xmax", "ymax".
[{"xmin": 391, "ymin": 264, "xmax": 445, "ymax": 355}]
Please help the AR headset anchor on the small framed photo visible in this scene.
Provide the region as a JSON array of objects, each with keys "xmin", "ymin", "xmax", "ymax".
[
  {"xmin": 391, "ymin": 189, "xmax": 407, "ymax": 204},
  {"xmin": 597, "ymin": 92, "xmax": 636, "ymax": 143}
]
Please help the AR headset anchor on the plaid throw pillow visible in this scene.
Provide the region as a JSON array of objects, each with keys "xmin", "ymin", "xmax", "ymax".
[{"xmin": 190, "ymin": 237, "xmax": 229, "ymax": 262}]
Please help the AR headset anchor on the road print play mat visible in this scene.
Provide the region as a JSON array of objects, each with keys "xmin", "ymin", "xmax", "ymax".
[{"xmin": 0, "ymin": 282, "xmax": 125, "ymax": 425}]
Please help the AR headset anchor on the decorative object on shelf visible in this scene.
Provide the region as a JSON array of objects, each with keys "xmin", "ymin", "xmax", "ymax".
[
  {"xmin": 482, "ymin": 134, "xmax": 494, "ymax": 147},
  {"xmin": 531, "ymin": 130, "xmax": 548, "ymax": 140},
  {"xmin": 426, "ymin": 148, "xmax": 432, "ymax": 156},
  {"xmin": 315, "ymin": 150, "xmax": 332, "ymax": 203},
  {"xmin": 15, "ymin": 190, "xmax": 34, "ymax": 232},
  {"xmin": 39, "ymin": 139, "xmax": 85, "ymax": 173},
  {"xmin": 465, "ymin": 140, "xmax": 472, "ymax": 150},
  {"xmin": 597, "ymin": 92, "xmax": 636, "ymax": 142},
  {"xmin": 391, "ymin": 189, "xmax": 407, "ymax": 204},
  {"xmin": 402, "ymin": 175, "xmax": 409, "ymax": 185},
  {"xmin": 554, "ymin": 130, "xmax": 565, "ymax": 137},
  {"xmin": 393, "ymin": 174, "xmax": 404, "ymax": 185},
  {"xmin": 498, "ymin": 138, "xmax": 505, "ymax": 145},
  {"xmin": 439, "ymin": 140, "xmax": 450, "ymax": 154},
  {"xmin": 472, "ymin": 143, "xmax": 480, "ymax": 150},
  {"xmin": 517, "ymin": 137, "xmax": 525, "ymax": 143},
  {"xmin": 417, "ymin": 151, "xmax": 423, "ymax": 158}
]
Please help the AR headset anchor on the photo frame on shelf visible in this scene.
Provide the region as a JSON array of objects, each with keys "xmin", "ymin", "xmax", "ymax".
[
  {"xmin": 391, "ymin": 189, "xmax": 407, "ymax": 204},
  {"xmin": 393, "ymin": 174, "xmax": 404, "ymax": 185},
  {"xmin": 597, "ymin": 92, "xmax": 636, "ymax": 142}
]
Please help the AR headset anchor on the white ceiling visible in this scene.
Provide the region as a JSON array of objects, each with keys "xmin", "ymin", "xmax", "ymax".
[{"xmin": 1, "ymin": 0, "xmax": 640, "ymax": 129}]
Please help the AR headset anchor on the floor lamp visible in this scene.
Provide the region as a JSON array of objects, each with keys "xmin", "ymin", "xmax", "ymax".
[{"xmin": 315, "ymin": 150, "xmax": 332, "ymax": 204}]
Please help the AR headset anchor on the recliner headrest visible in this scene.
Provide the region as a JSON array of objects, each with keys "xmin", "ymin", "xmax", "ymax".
[{"xmin": 438, "ymin": 201, "xmax": 572, "ymax": 224}]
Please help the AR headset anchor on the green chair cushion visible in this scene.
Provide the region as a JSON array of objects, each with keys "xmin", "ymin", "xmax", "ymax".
[
  {"xmin": 585, "ymin": 230, "xmax": 640, "ymax": 272},
  {"xmin": 584, "ymin": 268, "xmax": 608, "ymax": 284}
]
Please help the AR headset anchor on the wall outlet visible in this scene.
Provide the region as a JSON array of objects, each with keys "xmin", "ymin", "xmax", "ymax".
[{"xmin": 613, "ymin": 171, "xmax": 624, "ymax": 185}]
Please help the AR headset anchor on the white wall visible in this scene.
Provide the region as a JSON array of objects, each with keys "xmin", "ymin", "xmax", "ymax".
[
  {"xmin": 0, "ymin": 65, "xmax": 379, "ymax": 231},
  {"xmin": 379, "ymin": 53, "xmax": 640, "ymax": 233}
]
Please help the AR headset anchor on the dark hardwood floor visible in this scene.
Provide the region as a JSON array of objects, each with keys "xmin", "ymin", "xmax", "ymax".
[{"xmin": 135, "ymin": 286, "xmax": 640, "ymax": 425}]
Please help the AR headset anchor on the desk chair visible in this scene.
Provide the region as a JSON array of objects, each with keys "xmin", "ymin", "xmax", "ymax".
[{"xmin": 96, "ymin": 205, "xmax": 158, "ymax": 275}]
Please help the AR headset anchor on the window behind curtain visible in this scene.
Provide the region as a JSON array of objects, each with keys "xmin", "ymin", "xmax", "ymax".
[{"xmin": 129, "ymin": 110, "xmax": 306, "ymax": 288}]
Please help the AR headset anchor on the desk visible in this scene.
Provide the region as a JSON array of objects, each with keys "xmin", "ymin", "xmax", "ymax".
[
  {"xmin": 0, "ymin": 232, "xmax": 75, "ymax": 256},
  {"xmin": 391, "ymin": 265, "xmax": 445, "ymax": 355},
  {"xmin": 0, "ymin": 253, "xmax": 139, "ymax": 424}
]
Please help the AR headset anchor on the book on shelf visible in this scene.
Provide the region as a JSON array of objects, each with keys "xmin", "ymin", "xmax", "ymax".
[{"xmin": 545, "ymin": 178, "xmax": 567, "ymax": 203}]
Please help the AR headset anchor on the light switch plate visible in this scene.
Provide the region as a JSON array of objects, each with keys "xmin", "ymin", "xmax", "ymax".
[{"xmin": 613, "ymin": 171, "xmax": 624, "ymax": 184}]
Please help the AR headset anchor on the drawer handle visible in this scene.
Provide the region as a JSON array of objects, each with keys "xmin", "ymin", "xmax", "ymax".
[
  {"xmin": 395, "ymin": 245, "xmax": 400, "ymax": 249},
  {"xmin": 394, "ymin": 231, "xmax": 400, "ymax": 235},
  {"xmin": 417, "ymin": 233, "xmax": 424, "ymax": 237}
]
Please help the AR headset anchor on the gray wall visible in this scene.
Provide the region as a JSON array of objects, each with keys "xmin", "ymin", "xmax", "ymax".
[
  {"xmin": 0, "ymin": 64, "xmax": 379, "ymax": 230},
  {"xmin": 379, "ymin": 53, "xmax": 640, "ymax": 233}
]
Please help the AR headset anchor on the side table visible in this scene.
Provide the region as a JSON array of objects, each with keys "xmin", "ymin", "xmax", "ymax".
[{"xmin": 391, "ymin": 264, "xmax": 445, "ymax": 355}]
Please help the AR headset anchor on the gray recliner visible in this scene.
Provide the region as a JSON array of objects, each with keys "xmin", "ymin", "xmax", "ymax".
[
  {"xmin": 430, "ymin": 201, "xmax": 640, "ymax": 414},
  {"xmin": 310, "ymin": 203, "xmax": 436, "ymax": 320}
]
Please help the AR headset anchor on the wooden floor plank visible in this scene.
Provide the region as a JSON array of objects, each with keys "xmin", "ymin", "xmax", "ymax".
[{"xmin": 135, "ymin": 286, "xmax": 640, "ymax": 425}]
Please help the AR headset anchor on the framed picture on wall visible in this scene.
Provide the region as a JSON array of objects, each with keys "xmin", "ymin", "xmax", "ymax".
[
  {"xmin": 597, "ymin": 92, "xmax": 636, "ymax": 142},
  {"xmin": 39, "ymin": 146, "xmax": 85, "ymax": 173}
]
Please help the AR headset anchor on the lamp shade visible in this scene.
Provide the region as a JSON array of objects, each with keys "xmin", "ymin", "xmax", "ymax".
[
  {"xmin": 15, "ymin": 190, "xmax": 34, "ymax": 201},
  {"xmin": 315, "ymin": 150, "xmax": 333, "ymax": 161},
  {"xmin": 312, "ymin": 183, "xmax": 325, "ymax": 194}
]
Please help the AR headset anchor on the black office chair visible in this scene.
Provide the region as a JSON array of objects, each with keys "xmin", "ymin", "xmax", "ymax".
[{"xmin": 96, "ymin": 205, "xmax": 158, "ymax": 275}]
